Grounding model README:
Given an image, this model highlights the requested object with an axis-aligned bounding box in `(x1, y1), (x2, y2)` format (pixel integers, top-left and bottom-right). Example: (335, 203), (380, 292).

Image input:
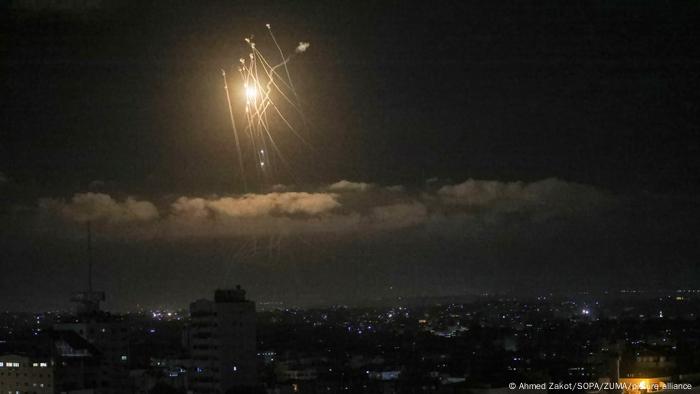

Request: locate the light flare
(245, 85), (258, 101)
(221, 24), (310, 189)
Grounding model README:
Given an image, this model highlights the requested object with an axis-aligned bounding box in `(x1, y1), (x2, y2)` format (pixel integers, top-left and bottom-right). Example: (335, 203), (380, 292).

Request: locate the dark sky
(1, 0), (699, 311)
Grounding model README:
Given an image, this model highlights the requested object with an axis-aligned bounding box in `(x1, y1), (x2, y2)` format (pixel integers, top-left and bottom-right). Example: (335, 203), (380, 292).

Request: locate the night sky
(1, 0), (699, 311)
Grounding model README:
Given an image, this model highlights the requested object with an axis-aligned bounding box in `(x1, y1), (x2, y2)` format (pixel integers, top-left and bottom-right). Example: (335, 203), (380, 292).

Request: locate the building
(0, 330), (100, 394)
(52, 286), (130, 394)
(127, 357), (192, 394)
(53, 316), (129, 394)
(189, 286), (256, 393)
(0, 355), (55, 394)
(51, 329), (102, 393)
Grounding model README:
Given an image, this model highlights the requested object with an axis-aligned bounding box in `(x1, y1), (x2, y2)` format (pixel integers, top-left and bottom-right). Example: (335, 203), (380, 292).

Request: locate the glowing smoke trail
(223, 25), (310, 188)
(267, 24), (300, 107)
(222, 69), (247, 192)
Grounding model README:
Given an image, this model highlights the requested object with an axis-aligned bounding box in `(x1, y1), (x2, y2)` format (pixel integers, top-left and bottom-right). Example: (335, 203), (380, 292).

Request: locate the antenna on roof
(70, 220), (105, 315)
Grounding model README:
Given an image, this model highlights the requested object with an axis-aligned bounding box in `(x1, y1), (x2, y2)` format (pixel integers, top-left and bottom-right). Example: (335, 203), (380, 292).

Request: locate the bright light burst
(221, 24), (310, 191)
(244, 85), (258, 101)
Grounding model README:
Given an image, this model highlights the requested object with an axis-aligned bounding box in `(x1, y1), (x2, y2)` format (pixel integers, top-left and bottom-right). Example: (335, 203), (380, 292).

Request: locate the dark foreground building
(0, 329), (101, 394)
(189, 286), (257, 393)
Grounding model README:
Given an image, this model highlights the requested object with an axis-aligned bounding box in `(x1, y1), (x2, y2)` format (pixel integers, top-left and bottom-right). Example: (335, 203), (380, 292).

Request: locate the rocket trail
(222, 24), (311, 189)
(222, 69), (248, 192)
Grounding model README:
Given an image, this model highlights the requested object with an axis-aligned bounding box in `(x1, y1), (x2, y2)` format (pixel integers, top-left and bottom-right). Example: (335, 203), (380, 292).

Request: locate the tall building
(189, 286), (257, 393)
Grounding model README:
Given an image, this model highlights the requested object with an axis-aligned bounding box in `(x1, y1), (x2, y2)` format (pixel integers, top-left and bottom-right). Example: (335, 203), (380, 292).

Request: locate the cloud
(39, 193), (159, 224)
(171, 192), (340, 219)
(328, 180), (372, 192)
(438, 179), (529, 206)
(34, 178), (610, 240)
(437, 178), (607, 211)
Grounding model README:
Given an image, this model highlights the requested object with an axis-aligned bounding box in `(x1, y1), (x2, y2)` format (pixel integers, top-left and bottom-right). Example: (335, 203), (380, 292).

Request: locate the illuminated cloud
(34, 179), (610, 240)
(437, 178), (607, 210)
(39, 192), (159, 223)
(327, 180), (372, 192)
(171, 192), (340, 219)
(438, 179), (530, 206)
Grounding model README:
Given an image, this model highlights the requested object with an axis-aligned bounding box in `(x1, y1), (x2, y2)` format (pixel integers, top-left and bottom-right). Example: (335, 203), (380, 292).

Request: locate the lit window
(39, 363), (47, 368)
(32, 363), (38, 367)
(120, 356), (127, 361)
